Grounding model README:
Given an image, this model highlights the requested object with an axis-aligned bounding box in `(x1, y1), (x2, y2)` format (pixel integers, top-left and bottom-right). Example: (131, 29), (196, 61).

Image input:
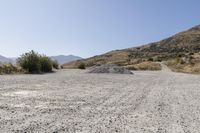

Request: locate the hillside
(62, 25), (200, 73)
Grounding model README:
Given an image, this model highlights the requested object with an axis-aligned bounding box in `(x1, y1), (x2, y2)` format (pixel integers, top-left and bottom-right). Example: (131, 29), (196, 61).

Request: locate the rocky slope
(62, 24), (200, 73)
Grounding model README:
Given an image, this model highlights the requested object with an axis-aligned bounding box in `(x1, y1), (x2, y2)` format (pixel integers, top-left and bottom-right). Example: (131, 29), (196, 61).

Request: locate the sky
(0, 0), (200, 58)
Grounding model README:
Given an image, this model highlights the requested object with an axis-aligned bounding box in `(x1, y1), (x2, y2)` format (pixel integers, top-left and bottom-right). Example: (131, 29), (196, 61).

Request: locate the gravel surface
(0, 69), (200, 132)
(88, 64), (133, 74)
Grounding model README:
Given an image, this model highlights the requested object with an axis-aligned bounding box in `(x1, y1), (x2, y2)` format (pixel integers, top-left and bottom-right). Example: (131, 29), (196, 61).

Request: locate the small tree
(17, 50), (53, 73)
(17, 50), (41, 73)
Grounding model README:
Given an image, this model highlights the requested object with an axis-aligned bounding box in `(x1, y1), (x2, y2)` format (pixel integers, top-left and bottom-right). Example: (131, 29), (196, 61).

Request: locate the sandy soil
(0, 69), (200, 133)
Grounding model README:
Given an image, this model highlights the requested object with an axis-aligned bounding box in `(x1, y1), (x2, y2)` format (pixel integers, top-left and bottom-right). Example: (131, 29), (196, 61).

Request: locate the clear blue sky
(0, 0), (200, 58)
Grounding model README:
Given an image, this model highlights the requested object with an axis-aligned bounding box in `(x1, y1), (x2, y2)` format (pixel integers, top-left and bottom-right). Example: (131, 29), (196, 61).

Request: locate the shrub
(40, 56), (53, 72)
(17, 50), (41, 73)
(17, 50), (53, 73)
(0, 64), (21, 74)
(147, 57), (154, 61)
(78, 62), (86, 69)
(189, 52), (194, 55)
(177, 54), (184, 58)
(52, 60), (59, 69)
(0, 65), (3, 74)
(157, 58), (162, 62)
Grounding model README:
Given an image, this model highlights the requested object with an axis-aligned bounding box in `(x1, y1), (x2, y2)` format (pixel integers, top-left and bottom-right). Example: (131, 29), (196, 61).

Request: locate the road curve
(0, 70), (200, 132)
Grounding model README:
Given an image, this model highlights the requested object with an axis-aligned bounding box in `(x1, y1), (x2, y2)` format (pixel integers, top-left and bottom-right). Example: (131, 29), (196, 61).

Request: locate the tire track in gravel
(1, 70), (200, 132)
(65, 72), (164, 132)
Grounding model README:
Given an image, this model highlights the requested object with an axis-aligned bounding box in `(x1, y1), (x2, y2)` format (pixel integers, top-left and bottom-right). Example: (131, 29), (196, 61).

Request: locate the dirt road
(0, 69), (200, 132)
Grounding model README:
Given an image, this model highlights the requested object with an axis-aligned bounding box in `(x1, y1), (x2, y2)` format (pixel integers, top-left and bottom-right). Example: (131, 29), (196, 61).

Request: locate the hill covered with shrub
(62, 24), (200, 73)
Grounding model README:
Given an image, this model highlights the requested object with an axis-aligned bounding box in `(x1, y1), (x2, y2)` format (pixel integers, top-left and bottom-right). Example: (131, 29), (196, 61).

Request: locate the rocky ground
(88, 64), (133, 74)
(0, 68), (200, 132)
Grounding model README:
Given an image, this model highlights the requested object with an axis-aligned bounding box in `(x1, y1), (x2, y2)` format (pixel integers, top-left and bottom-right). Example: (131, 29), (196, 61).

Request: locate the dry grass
(125, 61), (161, 71)
(0, 64), (24, 74)
(62, 61), (86, 69)
(166, 63), (200, 74)
(166, 53), (200, 74)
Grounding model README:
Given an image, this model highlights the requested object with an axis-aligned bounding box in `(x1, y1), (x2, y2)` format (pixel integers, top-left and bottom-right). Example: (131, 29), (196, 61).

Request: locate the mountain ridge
(50, 55), (82, 64)
(0, 55), (82, 65)
(0, 55), (15, 64)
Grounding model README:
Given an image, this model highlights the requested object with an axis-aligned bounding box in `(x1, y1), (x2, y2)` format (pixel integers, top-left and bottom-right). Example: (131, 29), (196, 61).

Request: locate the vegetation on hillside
(166, 53), (200, 74)
(125, 61), (162, 71)
(62, 25), (200, 73)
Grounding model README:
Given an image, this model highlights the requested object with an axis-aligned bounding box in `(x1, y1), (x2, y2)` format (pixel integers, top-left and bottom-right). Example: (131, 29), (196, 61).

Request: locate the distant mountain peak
(50, 55), (82, 64)
(0, 55), (16, 64)
(0, 54), (82, 65)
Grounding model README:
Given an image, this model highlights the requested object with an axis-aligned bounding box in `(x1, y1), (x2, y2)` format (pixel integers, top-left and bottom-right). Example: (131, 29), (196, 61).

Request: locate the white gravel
(88, 64), (133, 74)
(0, 69), (200, 132)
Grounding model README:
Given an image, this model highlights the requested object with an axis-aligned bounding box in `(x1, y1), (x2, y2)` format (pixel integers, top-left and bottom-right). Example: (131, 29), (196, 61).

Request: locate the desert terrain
(0, 66), (200, 132)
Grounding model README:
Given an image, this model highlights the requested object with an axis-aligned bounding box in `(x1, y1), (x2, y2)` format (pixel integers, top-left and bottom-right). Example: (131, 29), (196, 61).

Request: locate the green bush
(17, 50), (41, 73)
(40, 56), (53, 72)
(17, 50), (53, 73)
(52, 60), (59, 69)
(78, 62), (86, 69)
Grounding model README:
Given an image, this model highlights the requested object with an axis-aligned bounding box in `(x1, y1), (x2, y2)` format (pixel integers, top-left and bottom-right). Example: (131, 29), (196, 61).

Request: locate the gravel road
(0, 69), (200, 133)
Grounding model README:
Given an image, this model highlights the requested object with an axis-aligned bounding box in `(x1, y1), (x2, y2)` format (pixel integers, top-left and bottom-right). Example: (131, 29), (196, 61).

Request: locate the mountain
(50, 55), (82, 64)
(0, 54), (82, 65)
(0, 55), (15, 64)
(62, 24), (200, 73)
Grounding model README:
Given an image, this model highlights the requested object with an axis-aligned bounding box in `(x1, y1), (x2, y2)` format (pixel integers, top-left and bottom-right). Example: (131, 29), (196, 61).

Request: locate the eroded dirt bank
(0, 70), (200, 132)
